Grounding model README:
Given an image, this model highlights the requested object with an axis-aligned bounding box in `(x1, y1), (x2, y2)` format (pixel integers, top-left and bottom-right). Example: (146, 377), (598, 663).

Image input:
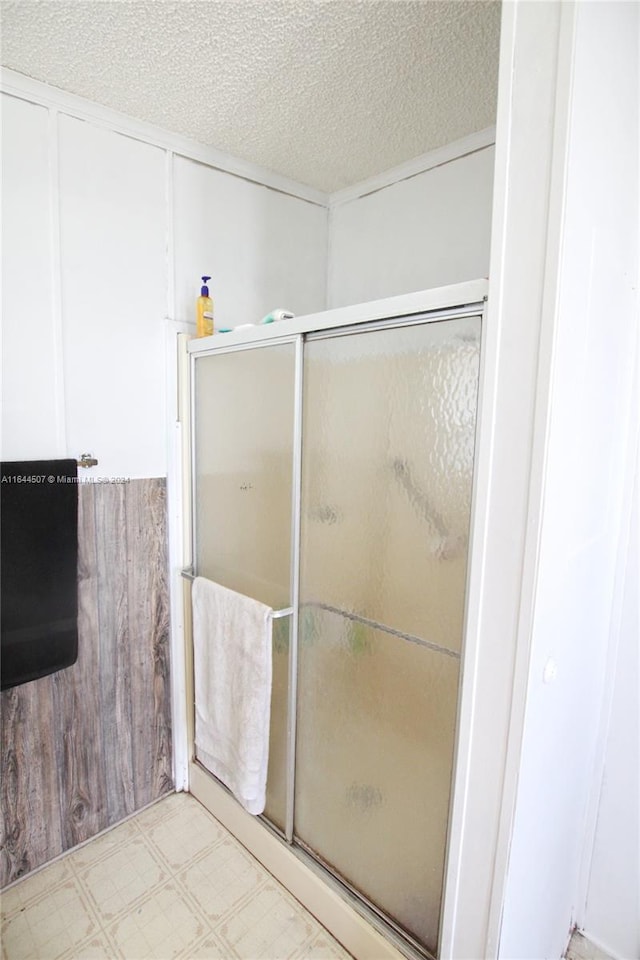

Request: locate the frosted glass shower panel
(299, 317), (480, 653)
(193, 344), (296, 609)
(295, 609), (459, 952)
(296, 317), (481, 955)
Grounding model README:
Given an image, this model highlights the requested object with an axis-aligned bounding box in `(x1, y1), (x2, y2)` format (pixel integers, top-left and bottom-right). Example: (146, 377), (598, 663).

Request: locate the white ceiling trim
(0, 67), (330, 207)
(329, 126), (496, 208)
(1, 67), (495, 211)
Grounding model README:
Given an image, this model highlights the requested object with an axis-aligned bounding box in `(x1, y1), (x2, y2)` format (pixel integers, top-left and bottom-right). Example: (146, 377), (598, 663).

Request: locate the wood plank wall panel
(0, 478), (173, 887)
(1, 683), (63, 880)
(95, 482), (136, 823)
(126, 479), (172, 806)
(52, 483), (106, 850)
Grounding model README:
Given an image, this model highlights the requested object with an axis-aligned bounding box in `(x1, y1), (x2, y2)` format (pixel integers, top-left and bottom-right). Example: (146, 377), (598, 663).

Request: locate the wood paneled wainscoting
(0, 478), (173, 887)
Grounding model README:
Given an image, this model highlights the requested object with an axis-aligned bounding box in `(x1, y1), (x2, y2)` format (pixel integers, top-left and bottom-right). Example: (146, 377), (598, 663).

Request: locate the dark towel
(1, 459), (79, 690)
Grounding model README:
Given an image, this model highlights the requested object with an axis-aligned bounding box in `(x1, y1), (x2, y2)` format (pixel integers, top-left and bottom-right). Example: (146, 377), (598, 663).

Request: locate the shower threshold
(189, 760), (436, 960)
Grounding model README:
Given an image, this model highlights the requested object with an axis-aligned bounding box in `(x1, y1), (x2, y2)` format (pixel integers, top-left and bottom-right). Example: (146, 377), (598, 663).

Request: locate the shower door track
(292, 835), (436, 960)
(183, 280), (489, 960)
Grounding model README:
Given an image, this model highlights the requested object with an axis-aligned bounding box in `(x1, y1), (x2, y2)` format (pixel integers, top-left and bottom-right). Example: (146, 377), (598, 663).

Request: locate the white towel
(192, 577), (273, 815)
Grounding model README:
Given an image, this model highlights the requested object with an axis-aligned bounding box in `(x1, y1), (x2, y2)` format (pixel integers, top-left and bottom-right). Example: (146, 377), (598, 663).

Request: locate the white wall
(583, 443), (639, 959)
(58, 115), (168, 479)
(497, 3), (639, 957)
(1, 82), (328, 478)
(1, 96), (60, 459)
(173, 156), (326, 329)
(327, 145), (495, 308)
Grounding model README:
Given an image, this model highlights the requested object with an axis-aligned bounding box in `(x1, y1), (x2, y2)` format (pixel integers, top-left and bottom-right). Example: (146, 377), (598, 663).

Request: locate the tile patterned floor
(565, 932), (614, 960)
(1, 793), (352, 960)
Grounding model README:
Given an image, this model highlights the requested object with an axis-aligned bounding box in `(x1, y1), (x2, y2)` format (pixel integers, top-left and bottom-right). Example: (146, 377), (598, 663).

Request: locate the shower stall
(182, 281), (486, 959)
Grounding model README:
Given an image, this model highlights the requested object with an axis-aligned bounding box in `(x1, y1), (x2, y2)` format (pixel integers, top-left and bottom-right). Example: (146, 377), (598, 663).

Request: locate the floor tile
(77, 833), (168, 922)
(183, 931), (237, 959)
(107, 880), (207, 959)
(141, 797), (225, 872)
(302, 932), (354, 959)
(1, 793), (352, 960)
(217, 881), (318, 959)
(0, 858), (75, 915)
(131, 793), (186, 834)
(565, 932), (614, 960)
(2, 874), (99, 960)
(59, 931), (120, 960)
(1, 910), (39, 960)
(178, 838), (267, 924)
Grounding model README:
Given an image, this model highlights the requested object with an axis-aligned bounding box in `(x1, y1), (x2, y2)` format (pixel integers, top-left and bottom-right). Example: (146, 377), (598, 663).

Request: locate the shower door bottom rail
(293, 834), (436, 960)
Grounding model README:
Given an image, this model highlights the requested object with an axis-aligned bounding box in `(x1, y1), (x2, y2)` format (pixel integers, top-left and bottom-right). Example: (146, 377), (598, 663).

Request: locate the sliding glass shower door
(294, 317), (481, 956)
(189, 308), (482, 957)
(193, 342), (297, 830)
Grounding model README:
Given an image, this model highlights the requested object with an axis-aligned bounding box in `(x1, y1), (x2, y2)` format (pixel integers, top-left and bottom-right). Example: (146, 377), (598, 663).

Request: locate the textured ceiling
(0, 0), (500, 193)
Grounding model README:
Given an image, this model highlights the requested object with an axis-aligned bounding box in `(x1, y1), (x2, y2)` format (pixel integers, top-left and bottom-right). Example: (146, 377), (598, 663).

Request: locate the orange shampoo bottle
(196, 276), (214, 337)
